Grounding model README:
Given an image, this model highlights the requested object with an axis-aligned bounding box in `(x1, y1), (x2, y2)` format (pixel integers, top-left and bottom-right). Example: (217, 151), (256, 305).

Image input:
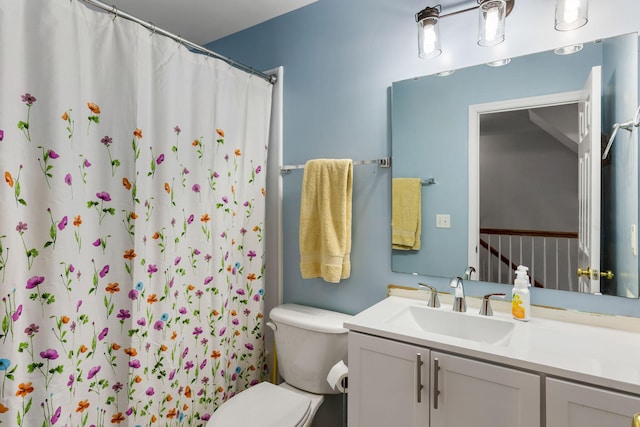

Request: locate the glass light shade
(554, 44), (584, 55)
(555, 0), (588, 31)
(418, 16), (442, 59)
(478, 0), (506, 47)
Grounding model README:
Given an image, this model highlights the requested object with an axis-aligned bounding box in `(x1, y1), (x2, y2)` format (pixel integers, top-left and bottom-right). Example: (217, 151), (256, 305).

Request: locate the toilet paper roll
(326, 360), (348, 393)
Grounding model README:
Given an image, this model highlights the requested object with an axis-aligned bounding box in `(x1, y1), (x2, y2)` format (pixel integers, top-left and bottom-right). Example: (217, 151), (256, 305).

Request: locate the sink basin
(388, 306), (515, 345)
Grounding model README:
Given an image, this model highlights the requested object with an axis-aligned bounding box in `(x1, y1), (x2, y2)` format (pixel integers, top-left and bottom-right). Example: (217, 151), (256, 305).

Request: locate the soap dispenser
(512, 265), (531, 321)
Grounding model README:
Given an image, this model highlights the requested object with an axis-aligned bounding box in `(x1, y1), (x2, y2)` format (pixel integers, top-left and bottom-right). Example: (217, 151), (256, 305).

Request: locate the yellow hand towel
(299, 159), (353, 283)
(392, 178), (422, 251)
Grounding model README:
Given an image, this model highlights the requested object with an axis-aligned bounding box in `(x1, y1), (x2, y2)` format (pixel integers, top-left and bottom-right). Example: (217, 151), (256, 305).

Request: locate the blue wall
(208, 0), (640, 317)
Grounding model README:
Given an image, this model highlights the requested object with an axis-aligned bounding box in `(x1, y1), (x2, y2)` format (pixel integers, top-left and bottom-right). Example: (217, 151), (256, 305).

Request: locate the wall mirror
(391, 32), (639, 298)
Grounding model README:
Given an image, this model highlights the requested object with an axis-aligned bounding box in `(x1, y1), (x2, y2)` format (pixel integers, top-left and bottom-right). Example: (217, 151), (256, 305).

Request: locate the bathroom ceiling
(107, 0), (318, 45)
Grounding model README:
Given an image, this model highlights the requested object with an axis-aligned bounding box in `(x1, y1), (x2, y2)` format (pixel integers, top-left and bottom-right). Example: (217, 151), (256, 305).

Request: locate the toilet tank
(269, 304), (352, 395)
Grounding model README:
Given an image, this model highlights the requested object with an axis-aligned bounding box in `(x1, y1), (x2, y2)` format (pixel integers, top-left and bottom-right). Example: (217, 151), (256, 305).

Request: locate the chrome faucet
(449, 276), (466, 312)
(464, 266), (476, 280)
(479, 293), (506, 316)
(418, 282), (440, 308)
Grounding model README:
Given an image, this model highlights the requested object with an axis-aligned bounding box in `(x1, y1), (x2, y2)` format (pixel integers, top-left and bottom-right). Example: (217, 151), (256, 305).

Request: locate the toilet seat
(208, 382), (313, 427)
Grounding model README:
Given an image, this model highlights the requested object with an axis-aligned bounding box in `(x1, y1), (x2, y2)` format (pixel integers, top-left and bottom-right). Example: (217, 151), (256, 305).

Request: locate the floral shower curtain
(0, 1), (273, 425)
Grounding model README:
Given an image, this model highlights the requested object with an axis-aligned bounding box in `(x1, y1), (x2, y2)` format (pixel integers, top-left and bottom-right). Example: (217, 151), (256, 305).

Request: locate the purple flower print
(21, 93), (37, 105)
(187, 214), (194, 224)
(232, 318), (239, 326)
(87, 366), (101, 379)
(147, 264), (157, 275)
(146, 387), (155, 396)
(84, 158), (91, 167)
(64, 173), (72, 185)
(137, 318), (146, 326)
(26, 275), (45, 289)
(92, 238), (101, 247)
(100, 136), (112, 146)
(174, 125), (181, 134)
(245, 343), (255, 351)
(57, 216), (68, 230)
(236, 289), (245, 296)
(99, 265), (109, 278)
(156, 153), (165, 165)
(219, 327), (226, 337)
(256, 165), (262, 174)
(67, 374), (74, 387)
(40, 349), (59, 360)
(253, 294), (261, 302)
(128, 289), (138, 300)
(192, 184), (201, 193)
(183, 167), (190, 174)
(202, 414), (211, 421)
(169, 369), (176, 380)
(51, 406), (61, 424)
(200, 359), (207, 370)
(25, 323), (39, 336)
(204, 276), (213, 285)
(117, 309), (130, 321)
(250, 379), (260, 386)
(179, 306), (187, 315)
(243, 201), (249, 207)
(129, 359), (141, 368)
(193, 326), (203, 336)
(174, 256), (181, 265)
(98, 327), (109, 340)
(48, 149), (60, 159)
(16, 221), (28, 233)
(96, 191), (111, 201)
(184, 361), (194, 371)
(182, 347), (189, 359)
(153, 320), (164, 331)
(222, 196), (229, 204)
(126, 407), (133, 416)
(12, 304), (22, 321)
(76, 300), (82, 312)
(112, 382), (124, 392)
(213, 171), (219, 178)
(247, 250), (257, 259)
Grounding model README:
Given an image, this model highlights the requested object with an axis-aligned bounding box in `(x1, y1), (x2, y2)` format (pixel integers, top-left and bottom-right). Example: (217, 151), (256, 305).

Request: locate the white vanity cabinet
(348, 332), (429, 427)
(546, 378), (640, 426)
(430, 351), (540, 427)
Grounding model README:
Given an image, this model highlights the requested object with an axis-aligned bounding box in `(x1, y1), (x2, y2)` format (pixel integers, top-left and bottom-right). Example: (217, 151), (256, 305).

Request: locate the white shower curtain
(0, 0), (273, 425)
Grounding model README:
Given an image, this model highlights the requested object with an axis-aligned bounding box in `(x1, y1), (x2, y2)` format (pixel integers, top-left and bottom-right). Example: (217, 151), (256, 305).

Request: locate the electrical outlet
(436, 214), (451, 229)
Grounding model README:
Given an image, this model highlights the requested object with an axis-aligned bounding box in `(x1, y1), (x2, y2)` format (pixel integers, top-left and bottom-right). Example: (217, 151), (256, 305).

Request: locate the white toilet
(208, 303), (352, 427)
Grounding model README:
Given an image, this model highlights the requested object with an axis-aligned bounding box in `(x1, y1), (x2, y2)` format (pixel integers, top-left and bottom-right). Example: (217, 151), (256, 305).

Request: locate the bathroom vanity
(345, 294), (640, 427)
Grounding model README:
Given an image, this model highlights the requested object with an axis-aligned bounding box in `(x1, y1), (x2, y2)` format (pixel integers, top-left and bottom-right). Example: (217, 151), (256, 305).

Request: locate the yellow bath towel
(299, 159), (353, 283)
(392, 178), (422, 250)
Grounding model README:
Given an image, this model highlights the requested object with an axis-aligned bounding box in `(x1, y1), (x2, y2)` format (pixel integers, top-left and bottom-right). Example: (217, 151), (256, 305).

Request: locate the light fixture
(416, 0), (515, 59)
(478, 0), (506, 47)
(416, 6), (442, 59)
(486, 58), (511, 67)
(554, 0), (588, 31)
(554, 43), (584, 55)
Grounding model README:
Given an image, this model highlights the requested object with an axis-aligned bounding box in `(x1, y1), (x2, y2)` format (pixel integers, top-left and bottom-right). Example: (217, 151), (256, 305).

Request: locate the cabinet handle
(416, 353), (424, 403)
(433, 357), (441, 409)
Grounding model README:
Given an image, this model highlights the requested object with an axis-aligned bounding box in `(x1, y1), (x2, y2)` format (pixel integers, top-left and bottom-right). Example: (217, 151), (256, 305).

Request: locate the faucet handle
(418, 283), (440, 308)
(464, 266), (476, 280)
(479, 293), (506, 316)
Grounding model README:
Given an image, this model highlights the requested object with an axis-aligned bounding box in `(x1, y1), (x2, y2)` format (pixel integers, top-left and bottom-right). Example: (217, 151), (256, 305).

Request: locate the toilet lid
(208, 382), (312, 427)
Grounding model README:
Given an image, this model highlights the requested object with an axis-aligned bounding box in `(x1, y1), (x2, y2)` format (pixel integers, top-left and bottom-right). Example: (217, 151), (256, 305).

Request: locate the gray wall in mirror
(392, 33), (639, 298)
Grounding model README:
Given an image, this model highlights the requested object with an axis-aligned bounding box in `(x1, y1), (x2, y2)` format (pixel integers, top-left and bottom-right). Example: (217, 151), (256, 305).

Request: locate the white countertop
(344, 295), (640, 395)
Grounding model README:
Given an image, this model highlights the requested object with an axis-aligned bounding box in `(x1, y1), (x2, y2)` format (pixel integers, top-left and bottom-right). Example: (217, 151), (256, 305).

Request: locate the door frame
(468, 91), (583, 280)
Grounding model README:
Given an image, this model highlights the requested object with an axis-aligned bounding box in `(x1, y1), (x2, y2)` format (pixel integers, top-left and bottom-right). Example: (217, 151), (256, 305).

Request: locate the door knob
(601, 270), (614, 280)
(577, 267), (592, 277)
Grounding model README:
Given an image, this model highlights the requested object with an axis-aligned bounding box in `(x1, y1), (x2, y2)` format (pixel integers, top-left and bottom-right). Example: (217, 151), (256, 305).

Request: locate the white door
(577, 66), (602, 294)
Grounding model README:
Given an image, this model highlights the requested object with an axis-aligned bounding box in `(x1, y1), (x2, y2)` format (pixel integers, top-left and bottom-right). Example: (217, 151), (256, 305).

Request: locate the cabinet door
(430, 351), (540, 427)
(348, 332), (429, 427)
(547, 378), (640, 427)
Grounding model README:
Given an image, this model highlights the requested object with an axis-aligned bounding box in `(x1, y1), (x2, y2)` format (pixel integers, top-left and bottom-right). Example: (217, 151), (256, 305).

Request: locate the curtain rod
(78, 0), (276, 84)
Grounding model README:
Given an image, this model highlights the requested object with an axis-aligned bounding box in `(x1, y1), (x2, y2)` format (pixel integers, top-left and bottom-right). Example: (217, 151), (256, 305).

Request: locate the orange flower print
(123, 249), (136, 260)
(247, 273), (256, 281)
(235, 330), (241, 336)
(166, 394), (173, 402)
(183, 404), (189, 411)
(216, 129), (225, 138)
(230, 310), (237, 316)
(164, 182), (171, 194)
(160, 344), (168, 352)
(134, 375), (142, 383)
(122, 177), (132, 190)
(111, 412), (125, 424)
(112, 343), (121, 350)
(257, 313), (264, 319)
(235, 149), (241, 157)
(167, 408), (177, 419)
(106, 282), (120, 294)
(133, 128), (143, 139)
(61, 315), (70, 324)
(4, 171), (13, 187)
(73, 215), (82, 226)
(261, 187), (266, 196)
(200, 213), (210, 222)
(61, 111), (69, 121)
(212, 309), (219, 316)
(87, 102), (100, 114)
(152, 232), (160, 240)
(151, 414), (157, 423)
(192, 139), (199, 146)
(184, 386), (192, 398)
(217, 386), (224, 393)
(211, 350), (221, 359)
(124, 347), (138, 357)
(16, 382), (34, 397)
(147, 294), (158, 304)
(80, 344), (88, 353)
(187, 284), (195, 291)
(130, 211), (138, 220)
(76, 400), (90, 413)
(170, 331), (177, 340)
(0, 403), (8, 413)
